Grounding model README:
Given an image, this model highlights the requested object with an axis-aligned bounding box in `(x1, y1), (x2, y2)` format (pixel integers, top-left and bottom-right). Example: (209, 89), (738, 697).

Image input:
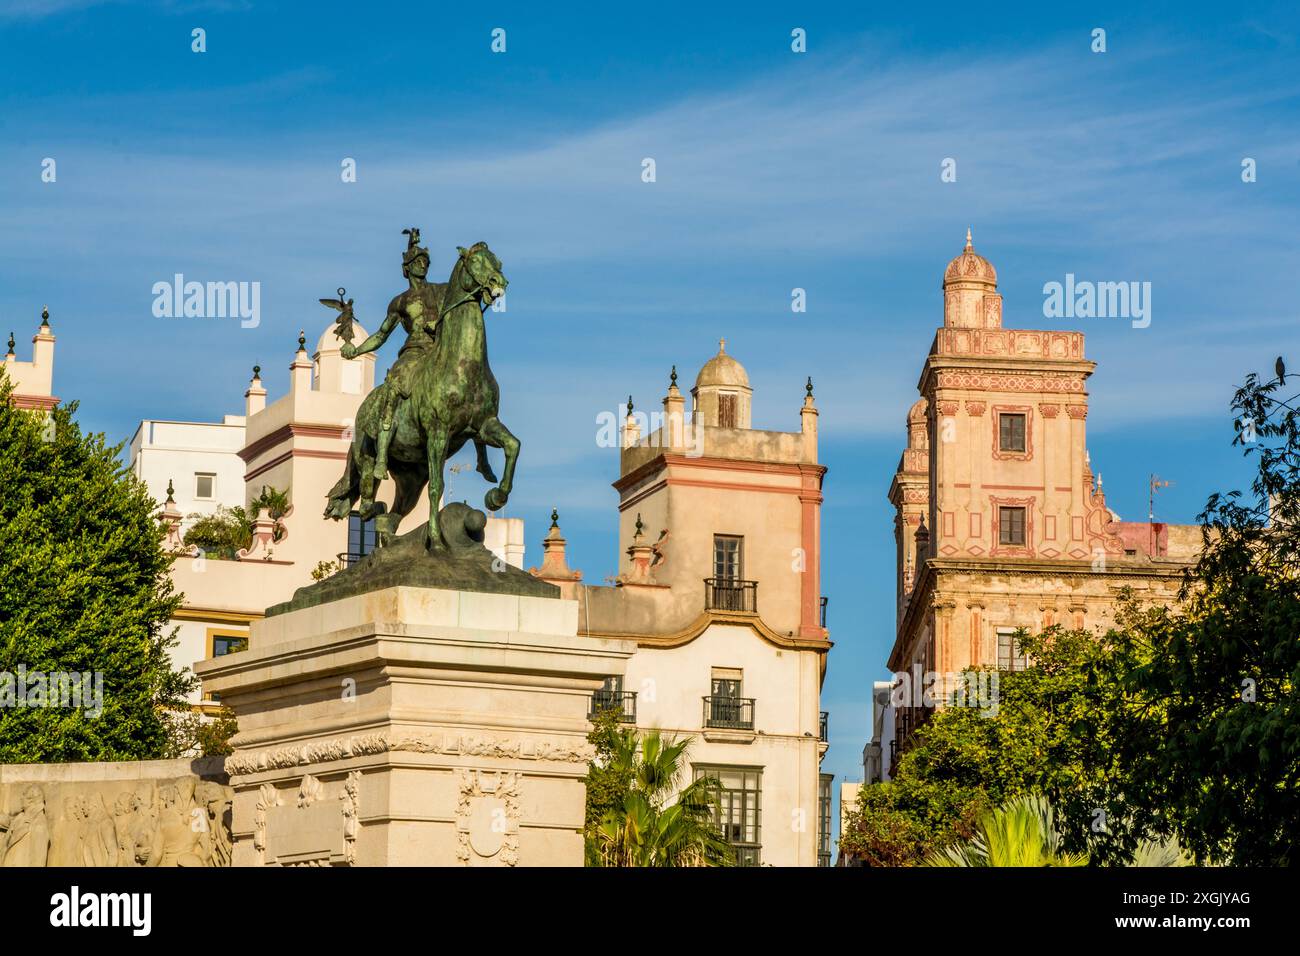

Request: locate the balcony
(336, 551), (365, 569)
(588, 690), (637, 723)
(819, 711), (829, 742)
(703, 695), (755, 731)
(705, 578), (758, 613)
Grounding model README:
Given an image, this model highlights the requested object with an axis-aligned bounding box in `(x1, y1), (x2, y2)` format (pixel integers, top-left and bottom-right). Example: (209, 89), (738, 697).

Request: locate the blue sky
(3, 1), (1300, 813)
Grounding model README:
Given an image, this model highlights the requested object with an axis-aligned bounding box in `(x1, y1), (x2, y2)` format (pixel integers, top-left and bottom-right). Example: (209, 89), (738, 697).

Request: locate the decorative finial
(1097, 472), (1103, 491)
(297, 329), (306, 350)
(719, 337), (726, 353)
(6, 332), (14, 356)
(40, 305), (50, 328)
(634, 513), (644, 538)
(165, 479), (175, 504)
(964, 227), (973, 252)
(550, 508), (559, 529)
(626, 395), (634, 416)
(670, 365), (678, 387)
(252, 364), (261, 379)
(805, 376), (814, 398)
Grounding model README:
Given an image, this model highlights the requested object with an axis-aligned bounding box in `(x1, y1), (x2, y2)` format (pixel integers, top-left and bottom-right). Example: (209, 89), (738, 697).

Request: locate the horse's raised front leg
(478, 416), (519, 512)
(425, 429), (449, 549)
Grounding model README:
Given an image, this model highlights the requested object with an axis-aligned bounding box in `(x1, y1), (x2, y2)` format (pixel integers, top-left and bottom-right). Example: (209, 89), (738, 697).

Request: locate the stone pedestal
(194, 586), (634, 867)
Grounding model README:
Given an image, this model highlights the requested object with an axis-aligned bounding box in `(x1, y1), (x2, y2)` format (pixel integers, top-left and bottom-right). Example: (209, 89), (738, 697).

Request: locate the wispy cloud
(2, 36), (1297, 453)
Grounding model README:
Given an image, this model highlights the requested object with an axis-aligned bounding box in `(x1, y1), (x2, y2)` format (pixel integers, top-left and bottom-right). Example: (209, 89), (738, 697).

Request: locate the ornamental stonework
(934, 371), (1087, 393)
(934, 329), (1083, 360)
(225, 732), (594, 777)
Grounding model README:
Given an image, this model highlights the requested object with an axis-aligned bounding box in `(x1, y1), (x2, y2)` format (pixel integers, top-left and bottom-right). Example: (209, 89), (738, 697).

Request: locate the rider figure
(341, 227), (446, 481)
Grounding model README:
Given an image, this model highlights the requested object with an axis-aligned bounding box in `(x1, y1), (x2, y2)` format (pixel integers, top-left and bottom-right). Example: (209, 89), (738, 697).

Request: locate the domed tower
(943, 228), (1002, 329)
(692, 338), (752, 429)
(312, 322), (375, 395)
(889, 398), (931, 625)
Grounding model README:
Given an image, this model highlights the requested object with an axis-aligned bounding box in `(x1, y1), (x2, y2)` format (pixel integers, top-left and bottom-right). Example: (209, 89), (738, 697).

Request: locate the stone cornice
(239, 422), (350, 464)
(587, 607), (831, 654)
(613, 452), (824, 495)
(887, 555), (1193, 671)
(225, 730), (595, 777)
(11, 393), (59, 411)
(916, 347), (1096, 396)
(174, 606), (265, 625)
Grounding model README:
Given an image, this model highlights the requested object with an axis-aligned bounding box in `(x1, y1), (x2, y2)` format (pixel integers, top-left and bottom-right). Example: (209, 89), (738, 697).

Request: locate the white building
(129, 416), (248, 532)
(531, 342), (833, 866)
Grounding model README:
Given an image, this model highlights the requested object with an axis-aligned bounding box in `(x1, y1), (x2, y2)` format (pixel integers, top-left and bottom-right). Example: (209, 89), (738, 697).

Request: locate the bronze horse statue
(323, 242), (519, 549)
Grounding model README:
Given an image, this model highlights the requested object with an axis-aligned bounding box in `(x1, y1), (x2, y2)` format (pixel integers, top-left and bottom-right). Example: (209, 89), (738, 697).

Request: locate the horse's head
(448, 242), (508, 310)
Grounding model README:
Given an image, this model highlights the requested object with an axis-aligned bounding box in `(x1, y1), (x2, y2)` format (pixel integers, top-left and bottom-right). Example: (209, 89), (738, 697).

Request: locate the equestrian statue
(321, 228), (520, 551)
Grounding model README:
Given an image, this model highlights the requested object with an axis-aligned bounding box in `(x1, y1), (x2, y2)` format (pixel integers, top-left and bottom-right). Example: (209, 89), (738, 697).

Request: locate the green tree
(583, 721), (734, 867)
(0, 372), (194, 761)
(840, 625), (1156, 866)
(165, 705), (239, 758)
(182, 484), (289, 559)
(1105, 357), (1300, 865)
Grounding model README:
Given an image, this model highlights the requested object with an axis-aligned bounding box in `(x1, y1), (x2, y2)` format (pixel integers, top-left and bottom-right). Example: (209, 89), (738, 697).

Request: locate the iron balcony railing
(819, 711), (829, 742)
(703, 695), (755, 730)
(588, 690), (637, 723)
(336, 551), (365, 568)
(732, 845), (762, 867)
(705, 578), (758, 613)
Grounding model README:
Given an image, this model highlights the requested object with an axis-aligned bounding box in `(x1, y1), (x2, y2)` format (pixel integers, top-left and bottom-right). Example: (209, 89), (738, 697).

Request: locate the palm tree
(588, 728), (735, 867)
(924, 794), (1089, 867)
(924, 794), (1193, 867)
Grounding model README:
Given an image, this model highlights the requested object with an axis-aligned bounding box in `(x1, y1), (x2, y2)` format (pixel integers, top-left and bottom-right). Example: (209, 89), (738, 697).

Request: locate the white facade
(618, 623), (827, 867)
(862, 680), (896, 784)
(129, 417), (248, 531)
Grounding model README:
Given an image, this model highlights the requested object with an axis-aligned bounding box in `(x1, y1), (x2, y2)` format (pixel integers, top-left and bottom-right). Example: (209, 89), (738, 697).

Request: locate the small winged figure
(320, 287), (356, 346)
(1276, 356), (1287, 383)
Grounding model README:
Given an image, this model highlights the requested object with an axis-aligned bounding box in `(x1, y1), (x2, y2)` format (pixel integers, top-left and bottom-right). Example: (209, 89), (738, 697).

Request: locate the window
(348, 513), (378, 561)
(997, 628), (1028, 672)
(212, 635), (248, 657)
(718, 393), (738, 429)
(195, 473), (216, 500)
(712, 676), (741, 699)
(998, 506), (1026, 546)
(713, 535), (743, 583)
(206, 631), (249, 702)
(817, 774), (833, 867)
(706, 675), (753, 729)
(695, 765), (762, 865)
(999, 413), (1026, 453)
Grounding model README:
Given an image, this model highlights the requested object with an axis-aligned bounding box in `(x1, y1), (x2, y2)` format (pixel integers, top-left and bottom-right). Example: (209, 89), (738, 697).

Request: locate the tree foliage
(0, 372), (194, 761)
(182, 485), (288, 559)
(841, 625), (1156, 866)
(1106, 358), (1300, 865)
